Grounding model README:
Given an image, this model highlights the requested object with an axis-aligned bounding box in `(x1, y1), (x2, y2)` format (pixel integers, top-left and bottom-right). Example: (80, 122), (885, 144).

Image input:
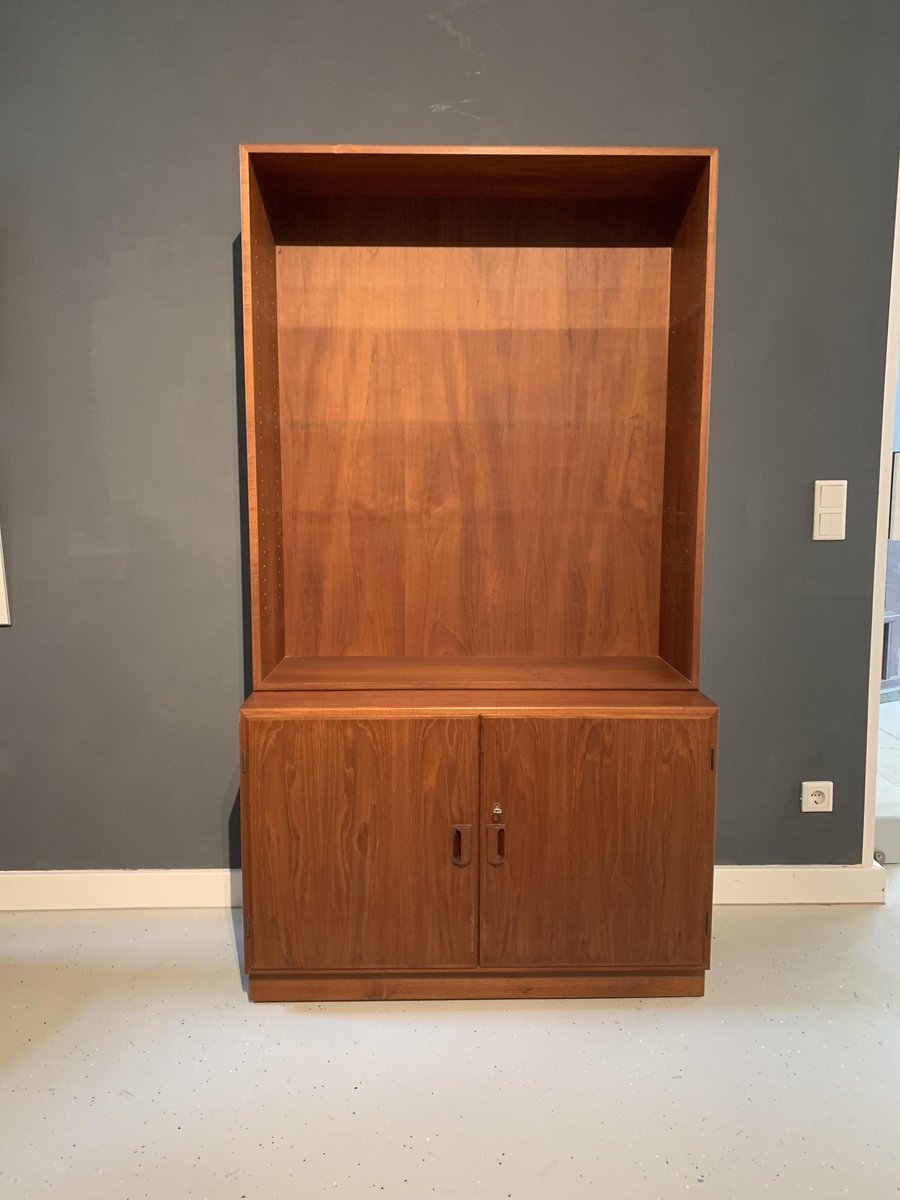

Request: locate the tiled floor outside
(876, 699), (900, 818)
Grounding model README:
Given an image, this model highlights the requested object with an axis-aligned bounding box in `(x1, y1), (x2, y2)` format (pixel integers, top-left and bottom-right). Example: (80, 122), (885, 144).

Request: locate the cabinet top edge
(240, 144), (718, 159)
(240, 690), (718, 719)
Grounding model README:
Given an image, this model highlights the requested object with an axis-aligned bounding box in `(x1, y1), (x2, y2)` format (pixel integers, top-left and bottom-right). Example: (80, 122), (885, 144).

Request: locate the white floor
(2, 881), (899, 1200)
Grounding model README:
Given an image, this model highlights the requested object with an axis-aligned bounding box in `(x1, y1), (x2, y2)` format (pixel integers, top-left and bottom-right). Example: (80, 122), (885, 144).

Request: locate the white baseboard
(712, 863), (886, 905)
(0, 863), (886, 911)
(0, 869), (243, 911)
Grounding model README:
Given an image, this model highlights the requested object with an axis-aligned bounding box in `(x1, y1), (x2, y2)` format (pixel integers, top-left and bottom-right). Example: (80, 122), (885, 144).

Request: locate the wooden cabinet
(238, 146), (718, 1001)
(479, 717), (715, 970)
(241, 696), (717, 999)
(244, 718), (479, 971)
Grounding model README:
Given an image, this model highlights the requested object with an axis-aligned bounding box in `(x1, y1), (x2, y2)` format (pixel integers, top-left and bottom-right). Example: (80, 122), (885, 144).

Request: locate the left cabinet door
(243, 717), (479, 971)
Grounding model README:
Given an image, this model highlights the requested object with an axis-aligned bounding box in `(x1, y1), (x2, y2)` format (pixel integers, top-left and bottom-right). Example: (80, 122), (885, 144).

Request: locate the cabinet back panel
(276, 205), (670, 659)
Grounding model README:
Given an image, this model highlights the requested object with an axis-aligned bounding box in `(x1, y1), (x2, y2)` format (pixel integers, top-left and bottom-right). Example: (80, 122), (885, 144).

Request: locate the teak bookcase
(238, 145), (718, 1001)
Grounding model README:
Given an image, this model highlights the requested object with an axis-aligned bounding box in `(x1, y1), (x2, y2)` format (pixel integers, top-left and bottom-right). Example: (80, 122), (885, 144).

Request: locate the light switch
(813, 479), (847, 541)
(818, 482), (844, 510)
(816, 512), (844, 539)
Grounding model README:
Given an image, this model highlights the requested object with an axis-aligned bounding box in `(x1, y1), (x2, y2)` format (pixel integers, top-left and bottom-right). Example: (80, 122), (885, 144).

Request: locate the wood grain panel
(277, 233), (670, 659)
(274, 195), (680, 247)
(659, 157), (718, 683)
(246, 718), (478, 971)
(480, 716), (716, 969)
(249, 970), (705, 1001)
(239, 714), (254, 967)
(240, 150), (284, 683)
(241, 689), (717, 719)
(245, 145), (711, 209)
(262, 655), (690, 691)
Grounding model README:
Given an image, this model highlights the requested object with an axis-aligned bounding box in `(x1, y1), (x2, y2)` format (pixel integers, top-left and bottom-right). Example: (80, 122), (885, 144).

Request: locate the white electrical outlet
(801, 781), (833, 812)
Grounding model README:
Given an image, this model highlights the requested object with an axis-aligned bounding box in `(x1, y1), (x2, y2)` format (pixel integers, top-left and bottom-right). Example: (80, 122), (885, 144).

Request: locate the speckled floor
(1, 875), (898, 1200)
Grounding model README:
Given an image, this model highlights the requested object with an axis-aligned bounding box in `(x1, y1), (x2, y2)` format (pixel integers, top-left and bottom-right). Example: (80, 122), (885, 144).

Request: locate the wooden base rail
(249, 970), (706, 1002)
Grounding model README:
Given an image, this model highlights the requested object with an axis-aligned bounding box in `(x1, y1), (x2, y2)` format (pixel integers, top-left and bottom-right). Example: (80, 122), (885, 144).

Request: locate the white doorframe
(864, 158), (900, 865)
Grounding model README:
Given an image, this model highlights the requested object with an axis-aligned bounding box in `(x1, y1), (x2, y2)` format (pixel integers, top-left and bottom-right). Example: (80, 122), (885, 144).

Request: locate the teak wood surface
(261, 655), (691, 692)
(245, 144), (714, 209)
(238, 146), (719, 1002)
(241, 705), (717, 986)
(248, 971), (705, 1001)
(240, 688), (717, 719)
(659, 157), (717, 681)
(240, 154), (284, 682)
(240, 145), (717, 690)
(276, 236), (670, 660)
(245, 718), (479, 971)
(479, 717), (715, 969)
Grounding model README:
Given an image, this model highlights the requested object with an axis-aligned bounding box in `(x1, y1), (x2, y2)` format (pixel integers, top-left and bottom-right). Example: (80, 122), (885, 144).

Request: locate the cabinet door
(480, 717), (716, 969)
(245, 718), (478, 971)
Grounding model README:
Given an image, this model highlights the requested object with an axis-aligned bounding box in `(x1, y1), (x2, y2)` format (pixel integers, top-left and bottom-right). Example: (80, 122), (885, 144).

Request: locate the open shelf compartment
(240, 146), (717, 692)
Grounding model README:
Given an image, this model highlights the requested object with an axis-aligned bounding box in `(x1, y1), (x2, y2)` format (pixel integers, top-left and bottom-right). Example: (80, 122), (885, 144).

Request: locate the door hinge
(241, 749), (247, 774)
(710, 747), (716, 772)
(705, 911), (711, 935)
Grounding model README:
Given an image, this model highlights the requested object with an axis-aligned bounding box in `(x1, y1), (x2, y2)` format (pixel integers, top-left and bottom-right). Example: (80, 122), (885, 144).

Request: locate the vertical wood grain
(276, 205), (670, 659)
(239, 149), (720, 1000)
(239, 714), (253, 968)
(241, 150), (285, 683)
(246, 718), (479, 970)
(479, 715), (716, 968)
(658, 158), (718, 683)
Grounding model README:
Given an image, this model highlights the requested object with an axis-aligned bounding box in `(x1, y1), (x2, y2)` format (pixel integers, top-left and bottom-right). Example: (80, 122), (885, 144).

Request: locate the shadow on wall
(233, 234), (254, 703)
(226, 234), (254, 878)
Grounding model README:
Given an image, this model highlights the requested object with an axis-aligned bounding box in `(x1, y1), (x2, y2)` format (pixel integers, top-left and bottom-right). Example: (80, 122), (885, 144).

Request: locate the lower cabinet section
(240, 698), (717, 1000)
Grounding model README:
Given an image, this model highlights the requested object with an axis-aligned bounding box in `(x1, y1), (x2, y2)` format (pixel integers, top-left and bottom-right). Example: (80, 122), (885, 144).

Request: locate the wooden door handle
(486, 823), (506, 865)
(451, 824), (472, 867)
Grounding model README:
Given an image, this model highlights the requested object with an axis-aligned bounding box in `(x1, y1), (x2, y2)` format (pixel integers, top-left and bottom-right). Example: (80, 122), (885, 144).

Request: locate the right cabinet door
(480, 715), (716, 970)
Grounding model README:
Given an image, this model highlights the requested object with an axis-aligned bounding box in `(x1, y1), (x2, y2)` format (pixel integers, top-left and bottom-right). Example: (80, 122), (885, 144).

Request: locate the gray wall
(1, 0), (898, 869)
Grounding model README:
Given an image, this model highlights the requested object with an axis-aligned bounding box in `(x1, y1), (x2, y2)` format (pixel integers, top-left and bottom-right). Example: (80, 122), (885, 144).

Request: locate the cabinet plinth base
(248, 970), (706, 1002)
